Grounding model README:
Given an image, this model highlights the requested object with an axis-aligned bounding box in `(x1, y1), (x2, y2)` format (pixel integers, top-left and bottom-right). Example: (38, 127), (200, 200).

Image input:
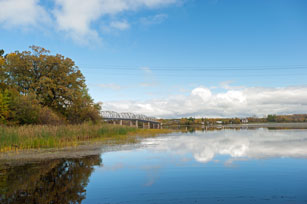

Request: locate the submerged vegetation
(0, 123), (172, 152)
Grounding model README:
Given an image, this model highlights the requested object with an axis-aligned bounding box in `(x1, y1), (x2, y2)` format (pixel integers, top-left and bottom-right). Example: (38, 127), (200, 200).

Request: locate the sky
(1, 0), (307, 118)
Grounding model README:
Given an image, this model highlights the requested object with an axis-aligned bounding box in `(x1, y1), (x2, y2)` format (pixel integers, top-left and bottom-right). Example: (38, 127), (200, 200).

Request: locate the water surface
(1, 127), (307, 203)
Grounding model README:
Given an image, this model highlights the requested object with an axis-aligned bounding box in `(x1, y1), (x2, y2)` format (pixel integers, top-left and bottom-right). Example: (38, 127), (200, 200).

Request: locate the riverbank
(0, 123), (173, 152)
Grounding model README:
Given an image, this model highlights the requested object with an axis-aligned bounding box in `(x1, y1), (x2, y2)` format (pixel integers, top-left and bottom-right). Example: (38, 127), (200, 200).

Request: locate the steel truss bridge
(101, 111), (161, 128)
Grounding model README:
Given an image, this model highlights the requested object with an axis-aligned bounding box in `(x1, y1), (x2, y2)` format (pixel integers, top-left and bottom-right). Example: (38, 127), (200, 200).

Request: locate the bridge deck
(101, 111), (160, 124)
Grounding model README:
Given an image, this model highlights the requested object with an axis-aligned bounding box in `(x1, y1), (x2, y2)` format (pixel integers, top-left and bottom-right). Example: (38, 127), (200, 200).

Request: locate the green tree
(0, 89), (10, 123)
(267, 114), (277, 122)
(9, 92), (41, 124)
(187, 117), (195, 124)
(0, 49), (7, 89)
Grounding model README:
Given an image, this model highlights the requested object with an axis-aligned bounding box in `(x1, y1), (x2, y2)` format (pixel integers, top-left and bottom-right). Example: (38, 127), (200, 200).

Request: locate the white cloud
(0, 0), (49, 27)
(0, 0), (178, 43)
(110, 20), (130, 30)
(53, 0), (178, 43)
(102, 86), (307, 118)
(98, 83), (122, 90)
(143, 128), (307, 164)
(140, 66), (152, 74)
(140, 14), (168, 25)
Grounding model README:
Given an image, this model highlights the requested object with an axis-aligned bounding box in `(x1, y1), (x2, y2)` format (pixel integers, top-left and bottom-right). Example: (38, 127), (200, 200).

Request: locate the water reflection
(1, 128), (307, 204)
(143, 128), (307, 163)
(0, 155), (102, 204)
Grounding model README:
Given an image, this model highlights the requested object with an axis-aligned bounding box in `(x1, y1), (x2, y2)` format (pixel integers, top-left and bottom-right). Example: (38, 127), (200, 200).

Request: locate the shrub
(9, 93), (41, 125)
(38, 107), (65, 125)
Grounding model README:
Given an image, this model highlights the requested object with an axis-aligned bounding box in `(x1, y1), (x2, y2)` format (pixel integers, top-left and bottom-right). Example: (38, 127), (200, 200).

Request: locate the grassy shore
(0, 123), (173, 152)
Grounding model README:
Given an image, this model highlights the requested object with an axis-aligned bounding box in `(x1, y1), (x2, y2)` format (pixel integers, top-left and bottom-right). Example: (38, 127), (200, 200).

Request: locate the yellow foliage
(0, 57), (4, 66)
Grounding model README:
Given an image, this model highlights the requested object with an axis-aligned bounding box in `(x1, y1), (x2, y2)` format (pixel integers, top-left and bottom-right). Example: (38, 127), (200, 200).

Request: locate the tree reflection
(0, 155), (102, 204)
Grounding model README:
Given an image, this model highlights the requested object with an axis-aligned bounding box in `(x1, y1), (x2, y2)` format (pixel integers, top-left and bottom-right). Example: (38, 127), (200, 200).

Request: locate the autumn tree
(1, 46), (101, 124)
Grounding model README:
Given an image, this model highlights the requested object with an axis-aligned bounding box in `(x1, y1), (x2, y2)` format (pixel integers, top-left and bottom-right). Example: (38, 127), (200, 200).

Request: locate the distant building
(241, 118), (248, 123)
(216, 121), (223, 124)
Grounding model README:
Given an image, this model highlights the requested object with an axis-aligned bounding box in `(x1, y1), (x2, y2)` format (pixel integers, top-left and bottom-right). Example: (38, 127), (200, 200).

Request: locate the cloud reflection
(143, 129), (307, 164)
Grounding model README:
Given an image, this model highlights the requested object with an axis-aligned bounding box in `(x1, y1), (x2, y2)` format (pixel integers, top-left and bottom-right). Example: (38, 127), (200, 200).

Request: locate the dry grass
(0, 123), (173, 152)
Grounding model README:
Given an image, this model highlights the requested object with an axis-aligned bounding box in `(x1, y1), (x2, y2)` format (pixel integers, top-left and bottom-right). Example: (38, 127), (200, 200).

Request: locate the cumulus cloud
(53, 0), (178, 43)
(142, 129), (307, 164)
(0, 0), (178, 43)
(102, 86), (307, 118)
(0, 0), (49, 27)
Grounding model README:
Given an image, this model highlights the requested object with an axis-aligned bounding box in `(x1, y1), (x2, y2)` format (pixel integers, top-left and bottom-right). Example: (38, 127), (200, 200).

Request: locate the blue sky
(1, 0), (307, 118)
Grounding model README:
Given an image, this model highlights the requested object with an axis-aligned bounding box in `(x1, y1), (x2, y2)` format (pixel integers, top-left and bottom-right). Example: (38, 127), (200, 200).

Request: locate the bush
(38, 107), (65, 125)
(9, 93), (41, 125)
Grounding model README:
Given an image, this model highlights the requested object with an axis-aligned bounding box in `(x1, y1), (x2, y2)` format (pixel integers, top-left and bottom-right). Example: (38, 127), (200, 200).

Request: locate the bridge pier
(108, 120), (161, 129)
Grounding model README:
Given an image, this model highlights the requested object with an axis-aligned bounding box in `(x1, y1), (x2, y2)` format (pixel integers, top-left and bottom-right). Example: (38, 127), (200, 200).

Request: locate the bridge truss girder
(101, 111), (157, 122)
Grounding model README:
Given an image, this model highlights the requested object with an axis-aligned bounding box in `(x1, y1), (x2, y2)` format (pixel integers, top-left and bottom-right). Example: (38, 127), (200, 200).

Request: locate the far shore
(0, 141), (143, 166)
(163, 122), (307, 128)
(214, 122), (307, 128)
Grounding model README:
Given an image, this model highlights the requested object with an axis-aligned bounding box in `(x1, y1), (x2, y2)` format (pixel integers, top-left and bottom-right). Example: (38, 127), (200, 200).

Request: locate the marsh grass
(0, 123), (173, 152)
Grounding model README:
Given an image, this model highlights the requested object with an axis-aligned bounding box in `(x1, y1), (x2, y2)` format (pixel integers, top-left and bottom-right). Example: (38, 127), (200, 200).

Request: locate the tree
(267, 114), (276, 122)
(0, 49), (6, 89)
(3, 46), (101, 124)
(0, 155), (102, 204)
(9, 92), (41, 125)
(187, 117), (195, 124)
(0, 89), (10, 123)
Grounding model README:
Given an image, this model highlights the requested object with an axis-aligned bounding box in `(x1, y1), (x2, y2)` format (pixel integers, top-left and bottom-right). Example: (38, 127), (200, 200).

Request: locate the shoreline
(2, 122), (307, 164)
(0, 141), (144, 167)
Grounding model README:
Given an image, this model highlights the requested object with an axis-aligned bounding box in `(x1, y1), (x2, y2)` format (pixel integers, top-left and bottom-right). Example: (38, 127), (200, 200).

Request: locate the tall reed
(0, 123), (172, 152)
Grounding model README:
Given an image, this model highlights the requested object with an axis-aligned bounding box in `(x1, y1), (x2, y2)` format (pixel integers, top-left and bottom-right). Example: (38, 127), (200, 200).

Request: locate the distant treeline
(249, 114), (307, 123)
(0, 46), (101, 125)
(159, 114), (307, 125)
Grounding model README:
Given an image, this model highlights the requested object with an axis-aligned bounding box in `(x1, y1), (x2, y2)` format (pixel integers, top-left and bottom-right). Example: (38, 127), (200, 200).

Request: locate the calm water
(1, 127), (307, 203)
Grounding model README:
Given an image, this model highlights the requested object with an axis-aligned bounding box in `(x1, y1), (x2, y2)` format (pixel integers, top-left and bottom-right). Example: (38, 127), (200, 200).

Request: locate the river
(1, 125), (307, 203)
